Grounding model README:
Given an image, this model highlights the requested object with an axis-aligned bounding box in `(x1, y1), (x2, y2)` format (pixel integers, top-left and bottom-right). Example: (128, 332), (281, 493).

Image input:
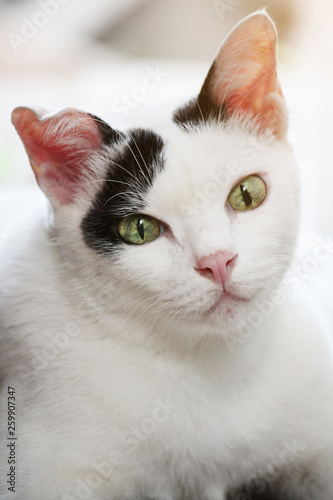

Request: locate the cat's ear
(199, 11), (287, 137)
(11, 106), (110, 207)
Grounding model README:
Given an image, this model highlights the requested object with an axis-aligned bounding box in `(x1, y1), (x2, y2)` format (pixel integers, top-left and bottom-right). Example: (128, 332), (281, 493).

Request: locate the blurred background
(0, 0), (332, 238)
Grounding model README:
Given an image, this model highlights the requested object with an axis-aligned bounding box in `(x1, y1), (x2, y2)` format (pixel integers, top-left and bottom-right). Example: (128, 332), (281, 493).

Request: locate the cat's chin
(181, 289), (255, 338)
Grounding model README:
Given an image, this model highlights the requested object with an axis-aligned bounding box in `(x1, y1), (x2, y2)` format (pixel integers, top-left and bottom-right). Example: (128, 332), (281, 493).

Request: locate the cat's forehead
(99, 98), (276, 213)
(144, 119), (275, 213)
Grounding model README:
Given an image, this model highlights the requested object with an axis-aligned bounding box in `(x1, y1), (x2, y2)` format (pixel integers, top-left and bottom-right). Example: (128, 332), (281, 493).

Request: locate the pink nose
(196, 251), (237, 286)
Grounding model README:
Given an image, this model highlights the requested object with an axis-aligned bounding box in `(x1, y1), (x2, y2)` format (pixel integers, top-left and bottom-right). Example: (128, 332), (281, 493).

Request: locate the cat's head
(12, 12), (299, 347)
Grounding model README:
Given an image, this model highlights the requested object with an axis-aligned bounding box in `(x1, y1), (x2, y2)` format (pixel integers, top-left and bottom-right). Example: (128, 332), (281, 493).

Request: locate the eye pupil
(228, 175), (266, 212)
(137, 219), (145, 240)
(240, 184), (252, 207)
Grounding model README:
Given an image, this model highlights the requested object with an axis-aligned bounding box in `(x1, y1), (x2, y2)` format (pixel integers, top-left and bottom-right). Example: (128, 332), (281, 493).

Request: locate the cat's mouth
(207, 290), (250, 316)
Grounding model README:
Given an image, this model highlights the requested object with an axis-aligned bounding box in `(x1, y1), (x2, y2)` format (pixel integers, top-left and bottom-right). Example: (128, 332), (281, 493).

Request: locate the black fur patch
(226, 482), (286, 500)
(81, 128), (165, 255)
(173, 62), (228, 129)
(88, 113), (122, 146)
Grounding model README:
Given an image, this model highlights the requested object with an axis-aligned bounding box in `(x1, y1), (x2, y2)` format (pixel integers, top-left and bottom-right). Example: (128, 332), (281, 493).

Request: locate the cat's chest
(10, 315), (326, 499)
(97, 363), (291, 500)
(51, 339), (288, 480)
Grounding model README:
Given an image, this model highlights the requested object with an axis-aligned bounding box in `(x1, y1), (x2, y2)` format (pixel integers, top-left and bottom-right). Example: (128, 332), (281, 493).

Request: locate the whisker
(125, 130), (151, 187)
(193, 95), (205, 123)
(101, 190), (141, 208)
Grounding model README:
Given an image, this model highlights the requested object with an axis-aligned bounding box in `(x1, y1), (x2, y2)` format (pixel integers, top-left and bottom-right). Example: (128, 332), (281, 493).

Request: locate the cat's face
(79, 120), (298, 342)
(12, 12), (300, 343)
(125, 124), (298, 332)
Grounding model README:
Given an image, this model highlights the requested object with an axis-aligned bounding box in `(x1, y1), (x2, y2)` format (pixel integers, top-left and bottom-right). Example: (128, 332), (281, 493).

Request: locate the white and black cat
(1, 11), (333, 500)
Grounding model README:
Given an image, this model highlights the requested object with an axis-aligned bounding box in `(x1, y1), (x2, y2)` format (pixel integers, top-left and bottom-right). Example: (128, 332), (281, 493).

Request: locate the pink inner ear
(226, 66), (282, 126)
(12, 107), (102, 205)
(207, 13), (287, 137)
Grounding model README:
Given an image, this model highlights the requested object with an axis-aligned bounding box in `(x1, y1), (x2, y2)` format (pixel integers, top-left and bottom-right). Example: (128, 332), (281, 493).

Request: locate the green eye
(118, 214), (162, 245)
(228, 175), (267, 211)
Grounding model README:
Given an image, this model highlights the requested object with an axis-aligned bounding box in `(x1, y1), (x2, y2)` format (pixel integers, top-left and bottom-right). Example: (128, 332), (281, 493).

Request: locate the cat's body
(1, 12), (333, 500)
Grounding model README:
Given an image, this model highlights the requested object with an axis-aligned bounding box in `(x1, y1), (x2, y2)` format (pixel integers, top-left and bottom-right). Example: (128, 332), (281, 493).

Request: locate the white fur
(1, 10), (333, 498)
(1, 105), (333, 500)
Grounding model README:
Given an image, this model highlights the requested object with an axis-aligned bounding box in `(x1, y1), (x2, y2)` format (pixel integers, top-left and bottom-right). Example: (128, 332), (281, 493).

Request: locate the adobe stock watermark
(7, 0), (72, 53)
(226, 234), (333, 352)
(32, 285), (113, 371)
(61, 396), (180, 500)
(14, 284), (114, 389)
(110, 65), (169, 119)
(235, 438), (306, 499)
(213, 0), (244, 22)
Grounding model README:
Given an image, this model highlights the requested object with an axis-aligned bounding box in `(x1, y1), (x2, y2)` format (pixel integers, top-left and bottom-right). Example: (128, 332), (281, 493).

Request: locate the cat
(1, 10), (333, 500)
